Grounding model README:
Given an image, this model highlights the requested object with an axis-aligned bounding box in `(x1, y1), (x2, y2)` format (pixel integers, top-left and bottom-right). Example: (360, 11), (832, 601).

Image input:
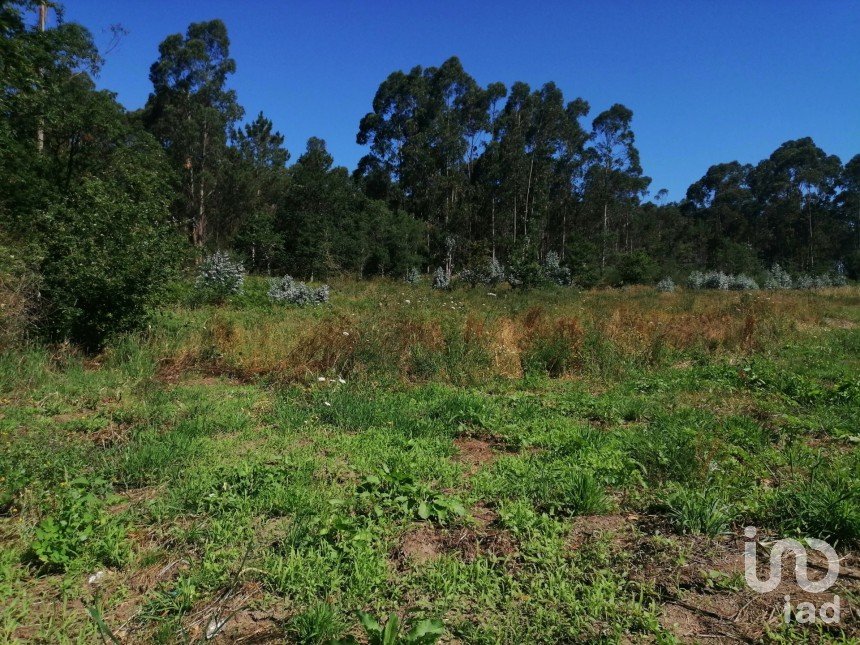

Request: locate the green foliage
(765, 468), (860, 546)
(656, 277), (675, 292)
(32, 141), (181, 349)
(357, 465), (466, 524)
(195, 250), (245, 303)
(268, 275), (330, 305)
(506, 241), (545, 289)
(288, 602), (347, 643)
(31, 477), (129, 571)
(336, 612), (444, 645)
(665, 486), (734, 536)
(613, 251), (657, 286)
(431, 267), (449, 290)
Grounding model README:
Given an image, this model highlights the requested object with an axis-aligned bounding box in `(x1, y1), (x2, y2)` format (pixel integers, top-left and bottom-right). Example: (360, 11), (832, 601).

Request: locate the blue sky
(54, 0), (860, 200)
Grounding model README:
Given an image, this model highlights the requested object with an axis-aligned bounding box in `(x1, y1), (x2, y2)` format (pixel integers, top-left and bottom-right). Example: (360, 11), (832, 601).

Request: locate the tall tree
(585, 104), (650, 272)
(142, 19), (243, 247)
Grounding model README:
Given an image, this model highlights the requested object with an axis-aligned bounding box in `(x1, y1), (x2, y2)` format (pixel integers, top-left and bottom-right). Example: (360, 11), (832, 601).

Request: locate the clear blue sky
(53, 0), (860, 200)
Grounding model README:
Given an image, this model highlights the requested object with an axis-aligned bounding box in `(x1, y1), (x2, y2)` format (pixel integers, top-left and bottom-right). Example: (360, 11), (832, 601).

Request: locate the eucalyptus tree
(750, 138), (842, 270)
(842, 154), (860, 275)
(142, 19), (243, 247)
(685, 161), (756, 268)
(357, 57), (500, 268)
(585, 104), (650, 272)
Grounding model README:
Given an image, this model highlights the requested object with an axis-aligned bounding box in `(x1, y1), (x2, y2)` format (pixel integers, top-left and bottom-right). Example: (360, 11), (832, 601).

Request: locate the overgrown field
(2, 281), (859, 643)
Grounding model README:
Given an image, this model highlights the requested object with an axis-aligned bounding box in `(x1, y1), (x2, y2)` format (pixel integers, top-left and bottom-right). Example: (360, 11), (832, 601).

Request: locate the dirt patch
(51, 411), (89, 424)
(182, 581), (286, 643)
(471, 502), (499, 528)
(445, 525), (517, 562)
(823, 318), (858, 329)
(452, 436), (500, 475)
(394, 519), (517, 568)
(568, 513), (633, 549)
(649, 532), (860, 643)
(397, 524), (447, 565)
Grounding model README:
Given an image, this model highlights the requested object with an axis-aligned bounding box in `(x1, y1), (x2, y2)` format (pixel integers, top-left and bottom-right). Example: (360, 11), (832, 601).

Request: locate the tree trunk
(601, 202), (608, 273)
(491, 197), (496, 262)
(193, 123), (209, 247)
(36, 3), (47, 153)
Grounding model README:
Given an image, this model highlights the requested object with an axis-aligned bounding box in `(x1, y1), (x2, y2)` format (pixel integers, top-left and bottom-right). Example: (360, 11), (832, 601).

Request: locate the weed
(665, 486), (734, 536)
(336, 611), (445, 645)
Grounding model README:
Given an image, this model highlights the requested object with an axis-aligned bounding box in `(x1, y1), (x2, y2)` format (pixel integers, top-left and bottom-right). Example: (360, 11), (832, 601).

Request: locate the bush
(542, 251), (571, 286)
(794, 274), (815, 290)
(656, 277), (675, 293)
(813, 274), (832, 289)
(728, 274), (759, 290)
(431, 267), (449, 290)
(0, 238), (40, 349)
(404, 267), (421, 284)
(832, 267), (848, 287)
(485, 257), (505, 286)
(458, 258), (505, 288)
(687, 271), (705, 290)
(615, 251), (658, 286)
(268, 275), (330, 306)
(507, 241), (544, 289)
(196, 251), (245, 302)
(35, 170), (182, 350)
(701, 271), (730, 290)
(457, 267), (480, 287)
(763, 263), (793, 290)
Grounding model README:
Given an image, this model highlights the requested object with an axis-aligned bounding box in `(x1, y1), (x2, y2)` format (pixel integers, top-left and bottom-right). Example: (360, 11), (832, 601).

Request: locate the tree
(750, 138), (842, 271)
(142, 19), (243, 247)
(228, 112), (290, 270)
(0, 2), (182, 348)
(585, 104), (651, 273)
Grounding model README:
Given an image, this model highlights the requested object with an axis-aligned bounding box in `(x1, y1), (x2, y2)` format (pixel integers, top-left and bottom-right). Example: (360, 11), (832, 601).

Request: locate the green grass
(1, 282), (859, 642)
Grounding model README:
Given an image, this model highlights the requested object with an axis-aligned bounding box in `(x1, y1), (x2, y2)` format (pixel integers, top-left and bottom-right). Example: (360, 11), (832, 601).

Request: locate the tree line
(1, 6), (858, 346)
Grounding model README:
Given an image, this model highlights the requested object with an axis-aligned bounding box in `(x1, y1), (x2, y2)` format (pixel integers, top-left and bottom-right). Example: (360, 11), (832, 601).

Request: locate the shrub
(485, 257), (506, 286)
(507, 242), (544, 289)
(431, 267), (449, 290)
(404, 267), (421, 284)
(701, 271), (730, 290)
(794, 274), (815, 290)
(542, 251), (571, 286)
(763, 263), (793, 290)
(196, 251), (245, 302)
(813, 274), (832, 289)
(0, 238), (40, 349)
(269, 275), (330, 306)
(728, 274), (759, 290)
(34, 172), (182, 349)
(457, 267), (480, 287)
(656, 277), (675, 293)
(615, 251), (658, 286)
(687, 271), (705, 290)
(833, 260), (848, 286)
(458, 258), (505, 288)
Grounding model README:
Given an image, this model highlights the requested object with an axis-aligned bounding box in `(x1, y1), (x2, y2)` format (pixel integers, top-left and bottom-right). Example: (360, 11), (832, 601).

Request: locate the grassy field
(1, 280), (859, 643)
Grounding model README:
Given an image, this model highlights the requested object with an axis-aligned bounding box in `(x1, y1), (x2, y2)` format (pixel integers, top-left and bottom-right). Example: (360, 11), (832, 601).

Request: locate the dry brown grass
(148, 285), (860, 383)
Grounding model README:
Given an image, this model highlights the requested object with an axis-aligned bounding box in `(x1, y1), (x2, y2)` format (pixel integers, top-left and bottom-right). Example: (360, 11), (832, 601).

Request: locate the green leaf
(356, 610), (382, 636)
(417, 501), (430, 519)
(404, 618), (445, 644)
(381, 613), (400, 645)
